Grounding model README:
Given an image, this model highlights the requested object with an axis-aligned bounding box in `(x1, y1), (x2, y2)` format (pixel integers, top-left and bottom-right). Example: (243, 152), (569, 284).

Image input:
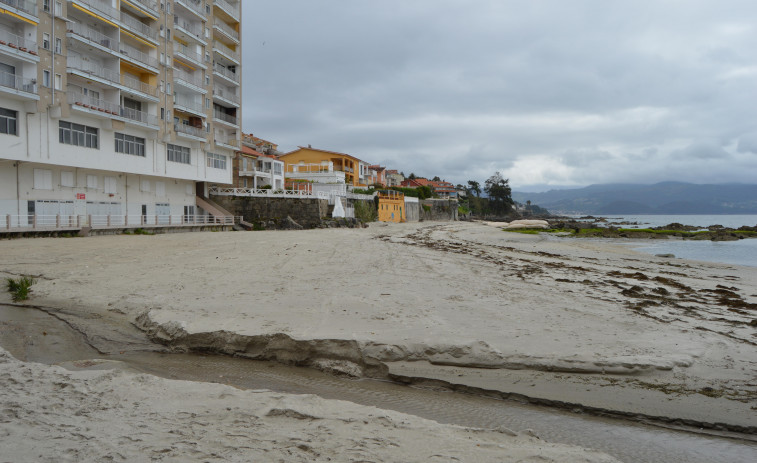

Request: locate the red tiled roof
(239, 146), (263, 157)
(280, 146), (366, 164)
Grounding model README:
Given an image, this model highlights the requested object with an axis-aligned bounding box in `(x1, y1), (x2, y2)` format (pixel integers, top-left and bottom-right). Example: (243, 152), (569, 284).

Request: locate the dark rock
(655, 253), (676, 258)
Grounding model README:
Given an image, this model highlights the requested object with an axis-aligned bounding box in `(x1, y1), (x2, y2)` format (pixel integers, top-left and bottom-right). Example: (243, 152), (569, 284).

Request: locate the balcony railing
(68, 56), (158, 97)
(213, 20), (239, 42)
(0, 28), (38, 55)
(0, 70), (37, 94)
(173, 42), (204, 66)
(123, 0), (158, 17)
(173, 95), (204, 114)
(174, 16), (204, 42)
(214, 0), (239, 21)
(174, 67), (205, 89)
(71, 0), (120, 25)
(67, 21), (119, 52)
(120, 42), (158, 69)
(213, 86), (239, 104)
(120, 11), (158, 40)
(212, 63), (239, 83)
(175, 0), (205, 17)
(68, 91), (159, 126)
(175, 123), (206, 138)
(213, 40), (240, 62)
(2, 214), (240, 231)
(214, 133), (239, 148)
(213, 111), (238, 126)
(0, 0), (37, 17)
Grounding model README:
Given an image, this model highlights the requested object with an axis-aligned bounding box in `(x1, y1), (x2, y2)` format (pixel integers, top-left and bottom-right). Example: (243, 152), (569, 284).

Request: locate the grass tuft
(6, 276), (36, 302)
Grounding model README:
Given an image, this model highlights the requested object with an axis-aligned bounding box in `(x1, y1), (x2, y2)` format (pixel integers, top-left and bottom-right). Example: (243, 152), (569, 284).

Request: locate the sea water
(570, 214), (757, 267)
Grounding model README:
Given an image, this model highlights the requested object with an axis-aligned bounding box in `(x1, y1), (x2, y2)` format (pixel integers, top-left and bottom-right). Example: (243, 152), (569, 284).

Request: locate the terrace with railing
(67, 56), (158, 98)
(174, 67), (205, 90)
(0, 28), (38, 56)
(68, 91), (159, 127)
(175, 0), (205, 18)
(213, 110), (238, 126)
(70, 0), (119, 25)
(173, 42), (205, 67)
(213, 40), (240, 62)
(124, 0), (158, 17)
(174, 16), (204, 42)
(213, 20), (239, 42)
(213, 86), (239, 105)
(120, 11), (158, 41)
(212, 63), (239, 83)
(174, 94), (205, 114)
(214, 0), (240, 21)
(175, 123), (206, 138)
(0, 70), (37, 96)
(1, 0), (37, 17)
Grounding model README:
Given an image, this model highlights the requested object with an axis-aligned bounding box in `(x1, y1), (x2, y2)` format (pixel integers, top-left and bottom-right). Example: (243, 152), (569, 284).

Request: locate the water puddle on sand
(1, 304), (756, 463)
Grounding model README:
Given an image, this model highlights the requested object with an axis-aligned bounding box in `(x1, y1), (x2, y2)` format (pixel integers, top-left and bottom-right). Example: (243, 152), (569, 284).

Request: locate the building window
(104, 176), (117, 194)
(141, 180), (151, 192)
(115, 133), (146, 157)
(206, 152), (226, 169)
(43, 33), (50, 49)
(43, 70), (51, 87)
(55, 1), (62, 15)
(274, 163), (282, 175)
(43, 0), (50, 12)
(33, 169), (53, 190)
(55, 38), (62, 54)
(0, 108), (18, 135)
(156, 181), (166, 197)
(59, 121), (99, 148)
(86, 175), (98, 189)
(61, 171), (74, 187)
(54, 74), (61, 90)
(167, 143), (191, 164)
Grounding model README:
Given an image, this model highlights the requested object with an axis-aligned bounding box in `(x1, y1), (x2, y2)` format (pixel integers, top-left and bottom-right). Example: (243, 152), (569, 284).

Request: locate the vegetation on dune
(6, 276), (36, 301)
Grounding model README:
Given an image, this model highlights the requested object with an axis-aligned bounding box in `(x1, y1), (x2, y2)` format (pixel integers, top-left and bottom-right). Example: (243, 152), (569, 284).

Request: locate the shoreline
(2, 222), (757, 458)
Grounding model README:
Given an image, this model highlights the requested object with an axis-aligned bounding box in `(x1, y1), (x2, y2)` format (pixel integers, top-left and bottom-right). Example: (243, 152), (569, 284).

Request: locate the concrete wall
(405, 200), (420, 222)
(211, 195), (329, 229)
(419, 199), (458, 221)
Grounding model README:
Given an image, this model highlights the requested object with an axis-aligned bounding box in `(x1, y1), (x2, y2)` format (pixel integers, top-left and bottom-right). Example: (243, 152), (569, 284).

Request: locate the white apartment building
(0, 0), (240, 225)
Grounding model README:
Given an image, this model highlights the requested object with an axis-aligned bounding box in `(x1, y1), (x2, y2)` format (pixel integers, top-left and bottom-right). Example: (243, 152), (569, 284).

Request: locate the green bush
(6, 276), (36, 302)
(422, 204), (431, 212)
(354, 200), (377, 222)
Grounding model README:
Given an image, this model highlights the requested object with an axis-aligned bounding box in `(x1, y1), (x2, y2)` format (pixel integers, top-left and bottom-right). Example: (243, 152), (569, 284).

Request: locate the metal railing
(214, 0), (239, 21)
(0, 70), (37, 94)
(120, 42), (158, 68)
(214, 133), (239, 147)
(212, 63), (239, 83)
(0, 28), (38, 54)
(175, 123), (206, 138)
(210, 187), (322, 199)
(213, 20), (239, 42)
(174, 16), (203, 41)
(68, 56), (158, 97)
(175, 0), (205, 17)
(123, 0), (158, 16)
(174, 67), (205, 88)
(213, 40), (240, 62)
(212, 110), (238, 125)
(3, 214), (240, 231)
(0, 0), (37, 16)
(173, 42), (204, 65)
(71, 0), (120, 25)
(68, 91), (158, 126)
(173, 94), (204, 114)
(212, 86), (239, 104)
(120, 11), (157, 40)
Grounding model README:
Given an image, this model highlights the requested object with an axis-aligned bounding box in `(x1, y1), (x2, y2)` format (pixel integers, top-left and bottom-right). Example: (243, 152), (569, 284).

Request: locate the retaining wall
(211, 196), (329, 229)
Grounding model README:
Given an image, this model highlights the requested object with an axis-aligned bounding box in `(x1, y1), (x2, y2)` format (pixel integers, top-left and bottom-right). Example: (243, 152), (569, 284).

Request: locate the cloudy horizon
(241, 0), (757, 192)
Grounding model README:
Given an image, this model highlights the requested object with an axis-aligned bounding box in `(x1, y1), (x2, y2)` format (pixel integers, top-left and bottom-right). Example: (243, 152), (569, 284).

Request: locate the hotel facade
(0, 0), (240, 225)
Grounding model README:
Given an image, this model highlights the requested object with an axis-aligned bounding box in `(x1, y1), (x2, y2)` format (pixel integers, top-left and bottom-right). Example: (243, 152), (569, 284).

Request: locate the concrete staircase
(196, 195), (254, 231)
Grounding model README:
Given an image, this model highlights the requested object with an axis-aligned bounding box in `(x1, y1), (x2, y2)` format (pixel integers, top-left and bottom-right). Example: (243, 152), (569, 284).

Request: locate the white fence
(3, 214), (239, 231)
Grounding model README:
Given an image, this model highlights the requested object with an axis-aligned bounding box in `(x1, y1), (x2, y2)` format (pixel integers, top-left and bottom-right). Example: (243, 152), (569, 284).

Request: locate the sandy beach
(2, 221), (756, 460)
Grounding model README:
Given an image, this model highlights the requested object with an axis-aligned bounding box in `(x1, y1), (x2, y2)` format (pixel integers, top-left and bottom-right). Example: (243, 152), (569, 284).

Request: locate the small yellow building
(279, 146), (370, 187)
(377, 190), (405, 223)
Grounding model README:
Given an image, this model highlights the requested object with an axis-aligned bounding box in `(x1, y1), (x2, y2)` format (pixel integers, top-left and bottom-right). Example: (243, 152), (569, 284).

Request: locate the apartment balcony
(212, 110), (238, 127)
(68, 90), (159, 129)
(212, 63), (239, 85)
(0, 0), (38, 22)
(175, 0), (205, 20)
(119, 42), (159, 72)
(214, 133), (239, 150)
(0, 70), (39, 100)
(174, 16), (206, 45)
(173, 42), (206, 69)
(212, 86), (239, 107)
(175, 122), (207, 141)
(213, 40), (240, 64)
(66, 23), (158, 72)
(173, 95), (205, 118)
(120, 12), (159, 44)
(0, 28), (39, 63)
(67, 56), (159, 101)
(121, 0), (159, 20)
(69, 0), (120, 26)
(174, 67), (207, 94)
(213, 20), (239, 45)
(214, 0), (240, 23)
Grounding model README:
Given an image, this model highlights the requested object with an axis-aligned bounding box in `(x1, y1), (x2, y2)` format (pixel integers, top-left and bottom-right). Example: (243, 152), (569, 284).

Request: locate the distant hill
(512, 182), (757, 215)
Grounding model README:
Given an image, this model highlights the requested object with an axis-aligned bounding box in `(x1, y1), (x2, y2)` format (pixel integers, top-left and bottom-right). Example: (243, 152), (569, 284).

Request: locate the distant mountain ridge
(512, 182), (757, 215)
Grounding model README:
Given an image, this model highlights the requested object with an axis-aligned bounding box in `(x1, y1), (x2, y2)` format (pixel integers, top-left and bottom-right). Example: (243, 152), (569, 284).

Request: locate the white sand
(1, 221), (756, 457)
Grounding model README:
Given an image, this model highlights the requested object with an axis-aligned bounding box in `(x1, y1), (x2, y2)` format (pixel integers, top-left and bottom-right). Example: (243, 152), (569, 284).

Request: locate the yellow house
(377, 190), (405, 223)
(279, 146), (370, 187)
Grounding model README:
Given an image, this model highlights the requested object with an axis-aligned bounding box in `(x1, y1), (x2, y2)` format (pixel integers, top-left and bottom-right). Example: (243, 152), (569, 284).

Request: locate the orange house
(279, 146), (371, 187)
(377, 190), (405, 223)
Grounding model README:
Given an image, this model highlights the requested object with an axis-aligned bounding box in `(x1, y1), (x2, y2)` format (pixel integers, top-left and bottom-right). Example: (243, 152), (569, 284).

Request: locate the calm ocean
(570, 214), (757, 267)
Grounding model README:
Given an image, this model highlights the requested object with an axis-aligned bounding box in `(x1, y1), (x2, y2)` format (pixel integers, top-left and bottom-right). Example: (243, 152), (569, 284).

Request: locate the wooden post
(33, 214), (37, 229)
(88, 215), (92, 227)
(107, 215), (111, 227)
(6, 214), (10, 230)
(56, 214), (60, 228)
(168, 215), (172, 225)
(77, 215), (81, 228)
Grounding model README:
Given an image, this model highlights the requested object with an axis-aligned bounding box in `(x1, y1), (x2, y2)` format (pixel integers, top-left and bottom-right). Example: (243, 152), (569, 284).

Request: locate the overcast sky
(241, 0), (757, 191)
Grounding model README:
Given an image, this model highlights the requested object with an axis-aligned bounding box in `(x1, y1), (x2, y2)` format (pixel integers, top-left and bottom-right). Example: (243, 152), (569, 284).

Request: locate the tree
(467, 180), (481, 198)
(432, 176), (441, 182)
(484, 172), (513, 216)
(408, 173), (416, 180)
